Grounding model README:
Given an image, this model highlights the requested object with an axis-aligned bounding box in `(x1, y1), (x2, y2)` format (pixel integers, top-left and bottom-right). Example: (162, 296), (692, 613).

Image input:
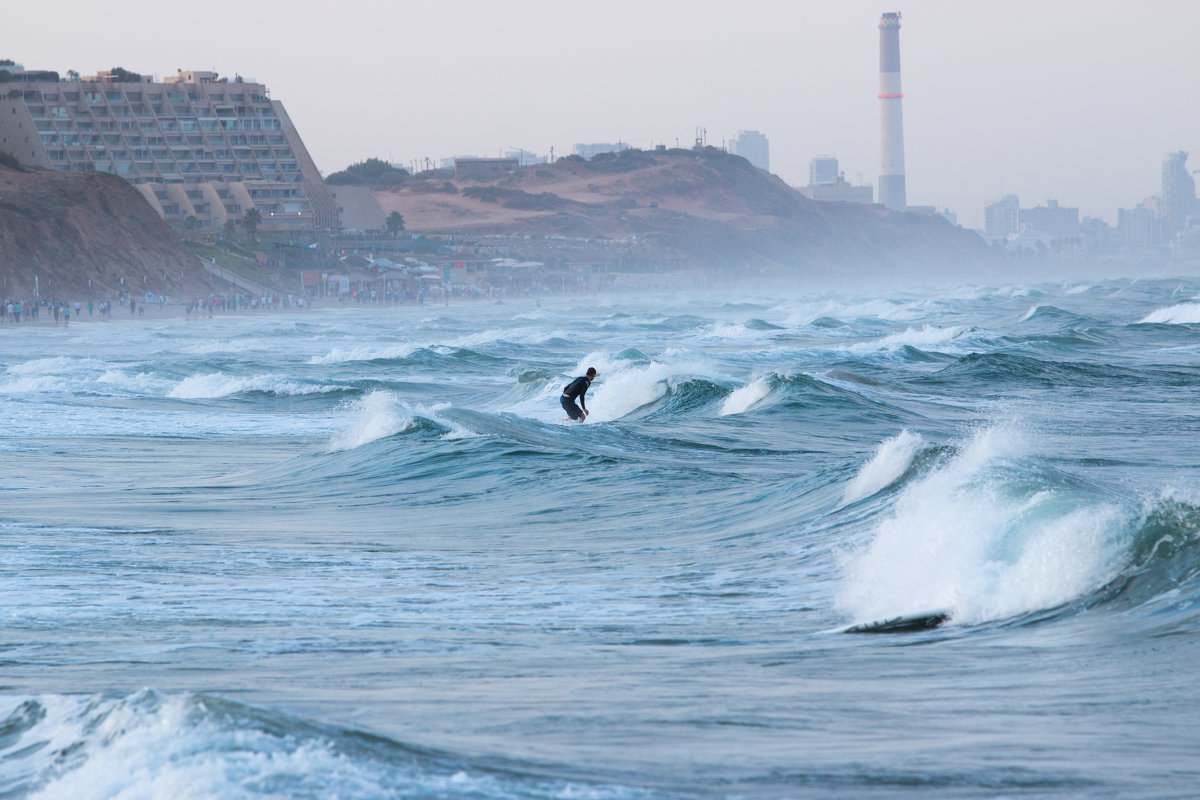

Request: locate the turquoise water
(1, 279), (1199, 798)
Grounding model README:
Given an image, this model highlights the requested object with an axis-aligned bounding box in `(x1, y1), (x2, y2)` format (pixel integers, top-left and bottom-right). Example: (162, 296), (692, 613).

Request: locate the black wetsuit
(561, 376), (591, 420)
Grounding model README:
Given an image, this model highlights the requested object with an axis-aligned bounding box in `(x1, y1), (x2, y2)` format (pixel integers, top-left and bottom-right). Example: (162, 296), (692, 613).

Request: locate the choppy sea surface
(2, 278), (1200, 799)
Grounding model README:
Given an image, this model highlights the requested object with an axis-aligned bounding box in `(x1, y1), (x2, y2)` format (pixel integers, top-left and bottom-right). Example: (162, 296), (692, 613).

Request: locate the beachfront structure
(0, 68), (337, 232)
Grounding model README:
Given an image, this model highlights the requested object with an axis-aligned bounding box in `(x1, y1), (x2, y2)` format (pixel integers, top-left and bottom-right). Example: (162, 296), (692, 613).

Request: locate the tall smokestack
(878, 11), (906, 211)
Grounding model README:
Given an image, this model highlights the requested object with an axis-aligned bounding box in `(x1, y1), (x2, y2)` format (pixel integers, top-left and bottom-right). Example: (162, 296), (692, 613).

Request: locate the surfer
(561, 367), (597, 422)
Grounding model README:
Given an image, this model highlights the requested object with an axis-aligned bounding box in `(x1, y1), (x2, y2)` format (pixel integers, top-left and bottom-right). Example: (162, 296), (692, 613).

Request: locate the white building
(0, 66), (337, 232)
(729, 130), (769, 172)
(984, 195), (1020, 239)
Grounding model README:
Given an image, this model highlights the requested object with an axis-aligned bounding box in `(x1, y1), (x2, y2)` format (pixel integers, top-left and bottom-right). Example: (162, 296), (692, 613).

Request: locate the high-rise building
(1117, 203), (1166, 251)
(1020, 199), (1079, 240)
(730, 130), (769, 172)
(877, 11), (906, 211)
(1161, 151), (1196, 234)
(984, 195), (1020, 239)
(809, 155), (839, 186)
(0, 67), (338, 232)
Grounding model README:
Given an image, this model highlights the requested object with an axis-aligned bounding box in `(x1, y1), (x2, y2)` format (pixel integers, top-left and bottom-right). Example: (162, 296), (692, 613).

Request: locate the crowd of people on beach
(1, 291), (314, 325)
(3, 280), (614, 326)
(3, 299), (119, 325)
(184, 292), (308, 318)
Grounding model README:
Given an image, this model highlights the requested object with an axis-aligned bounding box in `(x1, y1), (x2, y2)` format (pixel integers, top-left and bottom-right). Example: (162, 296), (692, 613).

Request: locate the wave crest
(1138, 302), (1200, 325)
(838, 425), (1129, 626)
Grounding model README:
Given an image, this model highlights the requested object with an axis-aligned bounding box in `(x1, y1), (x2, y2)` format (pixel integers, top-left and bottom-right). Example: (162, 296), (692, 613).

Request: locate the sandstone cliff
(0, 165), (217, 300)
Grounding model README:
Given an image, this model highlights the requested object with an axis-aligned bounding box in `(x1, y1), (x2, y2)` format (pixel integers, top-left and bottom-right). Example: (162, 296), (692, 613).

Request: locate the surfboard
(842, 609), (951, 634)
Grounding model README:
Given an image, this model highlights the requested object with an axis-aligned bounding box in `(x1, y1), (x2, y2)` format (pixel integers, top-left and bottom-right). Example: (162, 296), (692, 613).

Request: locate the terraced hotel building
(0, 68), (337, 232)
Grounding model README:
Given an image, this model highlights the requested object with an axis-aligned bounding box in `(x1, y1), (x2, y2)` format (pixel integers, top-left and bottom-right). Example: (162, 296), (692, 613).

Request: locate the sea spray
(328, 391), (412, 451)
(838, 424), (1128, 625)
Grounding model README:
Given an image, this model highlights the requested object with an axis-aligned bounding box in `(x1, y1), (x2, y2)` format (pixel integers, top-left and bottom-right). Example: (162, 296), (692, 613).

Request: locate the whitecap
(309, 343), (420, 365)
(328, 391), (413, 451)
(719, 376), (773, 416)
(837, 424), (1127, 626)
(839, 325), (965, 354)
(841, 429), (925, 504)
(168, 373), (341, 399)
(1138, 302), (1200, 324)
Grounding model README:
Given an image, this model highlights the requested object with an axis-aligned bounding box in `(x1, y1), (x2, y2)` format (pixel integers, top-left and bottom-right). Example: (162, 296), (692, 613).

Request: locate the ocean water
(2, 278), (1199, 799)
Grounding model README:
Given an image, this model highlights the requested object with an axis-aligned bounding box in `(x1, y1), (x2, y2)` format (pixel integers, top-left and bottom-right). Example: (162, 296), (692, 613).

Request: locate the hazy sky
(11, 0), (1200, 226)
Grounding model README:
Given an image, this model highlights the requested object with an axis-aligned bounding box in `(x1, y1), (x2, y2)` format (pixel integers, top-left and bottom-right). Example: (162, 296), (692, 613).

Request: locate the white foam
(449, 327), (569, 348)
(840, 325), (965, 354)
(1138, 302), (1200, 324)
(328, 391), (413, 451)
(96, 370), (172, 395)
(168, 373), (341, 399)
(837, 424), (1127, 625)
(3, 691), (647, 800)
(719, 376), (773, 416)
(779, 297), (924, 327)
(6, 356), (106, 376)
(309, 343), (420, 365)
(704, 322), (753, 339)
(841, 429), (925, 504)
(503, 354), (711, 424)
(583, 361), (691, 423)
(0, 375), (72, 394)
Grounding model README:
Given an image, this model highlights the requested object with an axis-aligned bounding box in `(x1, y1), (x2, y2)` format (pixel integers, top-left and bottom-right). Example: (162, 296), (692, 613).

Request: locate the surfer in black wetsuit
(561, 367), (597, 422)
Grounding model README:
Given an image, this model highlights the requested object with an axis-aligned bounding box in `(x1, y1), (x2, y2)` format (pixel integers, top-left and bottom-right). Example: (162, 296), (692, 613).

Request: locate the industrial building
(0, 67), (338, 232)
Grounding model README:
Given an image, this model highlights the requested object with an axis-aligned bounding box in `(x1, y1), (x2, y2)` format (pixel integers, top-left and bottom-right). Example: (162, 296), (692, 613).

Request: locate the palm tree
(243, 208), (262, 240)
(386, 211), (405, 236)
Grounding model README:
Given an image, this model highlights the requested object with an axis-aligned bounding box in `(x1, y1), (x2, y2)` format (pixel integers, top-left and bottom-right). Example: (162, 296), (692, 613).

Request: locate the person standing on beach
(560, 367), (597, 422)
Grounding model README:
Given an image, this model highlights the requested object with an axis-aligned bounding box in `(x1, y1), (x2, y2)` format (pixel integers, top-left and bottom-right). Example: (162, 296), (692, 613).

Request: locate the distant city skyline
(10, 0), (1200, 227)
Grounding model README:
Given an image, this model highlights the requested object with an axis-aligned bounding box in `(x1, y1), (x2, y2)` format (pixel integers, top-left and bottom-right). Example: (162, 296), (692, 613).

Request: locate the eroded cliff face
(0, 165), (216, 299)
(374, 149), (998, 281)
